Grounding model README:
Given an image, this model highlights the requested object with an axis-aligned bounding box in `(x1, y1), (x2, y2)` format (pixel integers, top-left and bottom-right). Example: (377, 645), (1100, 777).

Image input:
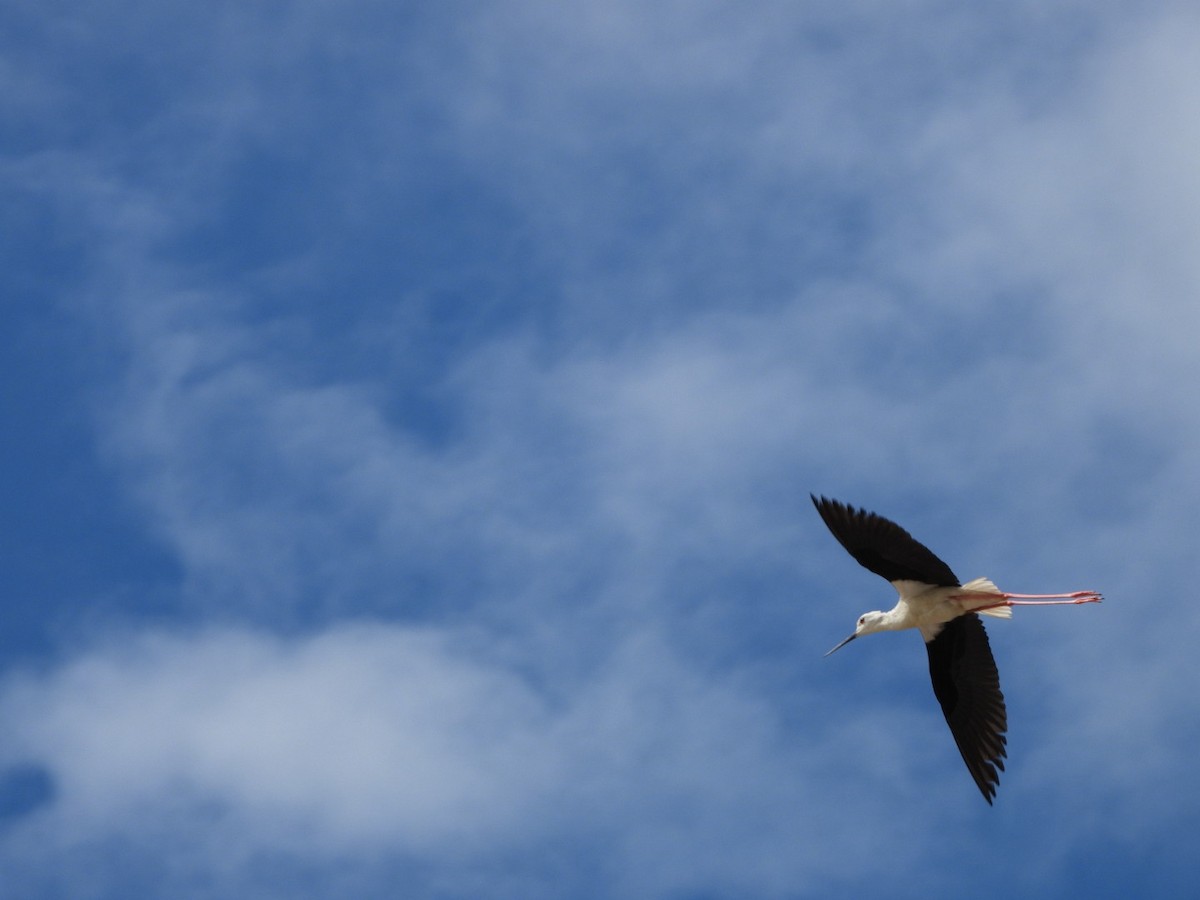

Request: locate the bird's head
(824, 611), (888, 656)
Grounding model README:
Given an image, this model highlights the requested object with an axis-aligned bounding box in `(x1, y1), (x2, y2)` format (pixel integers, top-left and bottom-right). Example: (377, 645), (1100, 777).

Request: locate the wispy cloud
(0, 623), (956, 898)
(4, 1), (1200, 897)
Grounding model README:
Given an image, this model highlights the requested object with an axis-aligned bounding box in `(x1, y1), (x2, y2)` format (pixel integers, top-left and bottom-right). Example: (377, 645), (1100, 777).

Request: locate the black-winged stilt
(813, 495), (1101, 804)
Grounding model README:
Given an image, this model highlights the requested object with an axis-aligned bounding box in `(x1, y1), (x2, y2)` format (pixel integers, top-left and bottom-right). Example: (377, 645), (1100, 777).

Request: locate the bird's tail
(960, 577), (1013, 619)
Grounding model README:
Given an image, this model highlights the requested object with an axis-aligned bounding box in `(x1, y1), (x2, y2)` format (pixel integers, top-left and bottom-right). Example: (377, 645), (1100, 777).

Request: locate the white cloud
(2, 627), (556, 851)
(0, 623), (955, 897)
(9, 1), (1200, 896)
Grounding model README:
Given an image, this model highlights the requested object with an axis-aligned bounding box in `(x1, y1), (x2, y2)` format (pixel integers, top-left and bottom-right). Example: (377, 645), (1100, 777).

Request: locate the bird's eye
(858, 617), (866, 625)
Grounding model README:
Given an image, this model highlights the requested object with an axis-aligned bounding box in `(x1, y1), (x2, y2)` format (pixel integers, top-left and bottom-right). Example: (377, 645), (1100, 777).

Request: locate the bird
(812, 495), (1101, 804)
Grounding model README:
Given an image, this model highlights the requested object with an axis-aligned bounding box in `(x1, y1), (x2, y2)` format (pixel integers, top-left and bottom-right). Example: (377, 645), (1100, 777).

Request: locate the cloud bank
(4, 1), (1200, 897)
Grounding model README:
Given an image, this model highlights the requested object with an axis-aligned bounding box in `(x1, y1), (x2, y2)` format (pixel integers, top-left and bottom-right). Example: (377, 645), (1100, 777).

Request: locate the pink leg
(952, 590), (1102, 612)
(1000, 590), (1102, 601)
(996, 596), (1102, 606)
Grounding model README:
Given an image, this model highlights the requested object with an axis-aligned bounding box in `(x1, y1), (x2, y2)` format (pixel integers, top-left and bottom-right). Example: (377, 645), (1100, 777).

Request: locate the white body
(860, 577), (1011, 642)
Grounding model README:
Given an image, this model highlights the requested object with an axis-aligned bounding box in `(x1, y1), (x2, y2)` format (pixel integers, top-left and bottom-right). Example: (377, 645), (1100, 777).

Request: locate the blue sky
(3, 1), (1199, 897)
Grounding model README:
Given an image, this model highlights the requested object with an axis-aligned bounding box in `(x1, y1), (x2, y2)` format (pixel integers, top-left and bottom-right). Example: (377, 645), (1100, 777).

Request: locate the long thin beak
(824, 633), (857, 657)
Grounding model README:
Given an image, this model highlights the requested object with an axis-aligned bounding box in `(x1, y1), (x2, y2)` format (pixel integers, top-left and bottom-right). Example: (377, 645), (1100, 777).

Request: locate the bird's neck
(879, 603), (917, 632)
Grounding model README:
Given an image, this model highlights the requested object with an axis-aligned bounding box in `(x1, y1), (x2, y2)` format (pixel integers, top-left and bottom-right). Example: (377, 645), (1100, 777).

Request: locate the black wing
(925, 614), (1008, 804)
(811, 495), (959, 587)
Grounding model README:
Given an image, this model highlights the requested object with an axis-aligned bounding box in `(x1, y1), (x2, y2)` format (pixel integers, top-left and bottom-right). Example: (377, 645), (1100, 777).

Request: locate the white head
(824, 610), (889, 656)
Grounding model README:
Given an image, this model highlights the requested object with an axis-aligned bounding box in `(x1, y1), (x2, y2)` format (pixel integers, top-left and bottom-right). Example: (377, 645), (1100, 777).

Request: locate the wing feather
(811, 495), (959, 586)
(924, 614), (1008, 804)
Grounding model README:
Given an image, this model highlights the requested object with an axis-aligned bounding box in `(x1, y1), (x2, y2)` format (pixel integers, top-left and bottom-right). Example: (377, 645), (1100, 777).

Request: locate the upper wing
(924, 614), (1008, 804)
(811, 495), (959, 587)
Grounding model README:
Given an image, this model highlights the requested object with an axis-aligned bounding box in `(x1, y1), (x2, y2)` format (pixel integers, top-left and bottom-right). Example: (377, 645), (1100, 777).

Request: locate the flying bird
(813, 495), (1101, 803)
